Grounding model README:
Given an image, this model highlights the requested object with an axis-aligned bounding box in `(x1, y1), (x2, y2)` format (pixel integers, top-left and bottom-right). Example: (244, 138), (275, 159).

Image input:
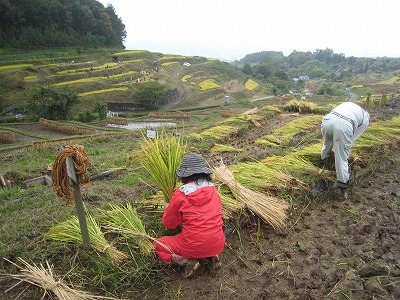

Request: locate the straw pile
(3, 257), (121, 300)
(106, 117), (128, 125)
(0, 130), (15, 143)
(213, 161), (288, 231)
(39, 118), (95, 135)
(147, 112), (191, 119)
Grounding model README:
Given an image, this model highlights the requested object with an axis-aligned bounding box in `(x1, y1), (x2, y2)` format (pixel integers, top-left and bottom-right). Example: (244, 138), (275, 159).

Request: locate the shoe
(210, 255), (222, 271)
(333, 187), (348, 200)
(182, 259), (200, 278)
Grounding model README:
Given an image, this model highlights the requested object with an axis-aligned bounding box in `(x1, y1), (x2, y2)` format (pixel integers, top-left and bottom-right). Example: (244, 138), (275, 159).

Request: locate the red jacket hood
(178, 179), (214, 206)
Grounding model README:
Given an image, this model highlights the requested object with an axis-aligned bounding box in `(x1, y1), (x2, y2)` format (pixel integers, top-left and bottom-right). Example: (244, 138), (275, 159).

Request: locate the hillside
(0, 48), (264, 119)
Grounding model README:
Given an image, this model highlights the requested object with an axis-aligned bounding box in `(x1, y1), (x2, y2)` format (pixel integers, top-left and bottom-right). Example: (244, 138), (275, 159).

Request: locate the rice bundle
(136, 190), (165, 212)
(219, 192), (245, 220)
(230, 161), (308, 191)
(213, 161), (288, 231)
(45, 213), (128, 266)
(200, 125), (239, 140)
(138, 130), (187, 202)
(4, 257), (120, 300)
(273, 115), (321, 142)
(99, 203), (155, 256)
(261, 155), (335, 183)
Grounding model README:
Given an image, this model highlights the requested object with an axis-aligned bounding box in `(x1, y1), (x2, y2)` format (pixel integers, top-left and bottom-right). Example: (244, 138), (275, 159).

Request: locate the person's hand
(164, 201), (169, 210)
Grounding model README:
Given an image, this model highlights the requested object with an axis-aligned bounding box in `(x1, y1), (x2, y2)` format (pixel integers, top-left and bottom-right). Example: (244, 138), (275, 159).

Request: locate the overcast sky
(97, 0), (399, 61)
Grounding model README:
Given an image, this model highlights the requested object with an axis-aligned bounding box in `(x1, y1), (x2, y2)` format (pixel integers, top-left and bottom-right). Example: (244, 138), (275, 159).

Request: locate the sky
(97, 0), (400, 61)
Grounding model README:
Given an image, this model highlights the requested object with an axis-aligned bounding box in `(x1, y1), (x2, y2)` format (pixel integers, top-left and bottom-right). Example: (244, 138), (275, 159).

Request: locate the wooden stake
(66, 157), (90, 248)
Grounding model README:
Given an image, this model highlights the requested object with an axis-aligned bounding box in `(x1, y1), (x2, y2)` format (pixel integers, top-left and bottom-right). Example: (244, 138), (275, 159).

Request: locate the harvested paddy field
(0, 104), (399, 300)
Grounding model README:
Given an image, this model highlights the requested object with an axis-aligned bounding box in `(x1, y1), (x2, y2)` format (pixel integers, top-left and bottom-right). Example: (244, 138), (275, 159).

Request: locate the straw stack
(3, 257), (121, 300)
(213, 161), (288, 231)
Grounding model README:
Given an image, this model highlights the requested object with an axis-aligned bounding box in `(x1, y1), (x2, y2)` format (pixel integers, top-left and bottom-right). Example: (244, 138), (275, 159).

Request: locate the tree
(136, 82), (167, 107)
(242, 64), (252, 75)
(27, 87), (78, 120)
(95, 101), (108, 120)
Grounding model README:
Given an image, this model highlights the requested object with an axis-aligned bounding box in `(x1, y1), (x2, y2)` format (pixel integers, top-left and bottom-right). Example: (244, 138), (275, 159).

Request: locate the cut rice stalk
(99, 203), (155, 256)
(138, 130), (187, 202)
(213, 161), (288, 231)
(45, 213), (128, 266)
(3, 257), (122, 300)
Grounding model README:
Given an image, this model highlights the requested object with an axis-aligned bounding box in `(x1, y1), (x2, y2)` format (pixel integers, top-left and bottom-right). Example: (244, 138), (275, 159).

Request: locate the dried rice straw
(3, 257), (122, 300)
(213, 161), (288, 231)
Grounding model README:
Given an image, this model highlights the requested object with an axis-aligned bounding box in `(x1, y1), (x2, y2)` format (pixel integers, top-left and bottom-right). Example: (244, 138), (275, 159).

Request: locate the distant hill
(232, 51), (285, 66)
(0, 0), (126, 49)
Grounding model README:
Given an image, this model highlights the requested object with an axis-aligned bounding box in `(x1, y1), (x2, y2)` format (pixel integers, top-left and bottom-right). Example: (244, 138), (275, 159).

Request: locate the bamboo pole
(66, 157), (90, 248)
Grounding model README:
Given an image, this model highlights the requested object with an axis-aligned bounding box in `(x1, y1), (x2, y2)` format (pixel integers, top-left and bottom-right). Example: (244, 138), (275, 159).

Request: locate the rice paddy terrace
(1, 50), (400, 299)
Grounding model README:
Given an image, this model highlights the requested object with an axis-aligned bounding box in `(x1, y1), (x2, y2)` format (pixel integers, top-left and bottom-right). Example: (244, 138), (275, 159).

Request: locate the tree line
(0, 0), (126, 49)
(232, 48), (400, 96)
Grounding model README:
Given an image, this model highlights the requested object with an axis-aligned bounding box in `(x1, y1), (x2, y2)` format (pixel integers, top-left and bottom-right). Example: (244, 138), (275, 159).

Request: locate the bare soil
(152, 109), (400, 300)
(156, 155), (400, 300)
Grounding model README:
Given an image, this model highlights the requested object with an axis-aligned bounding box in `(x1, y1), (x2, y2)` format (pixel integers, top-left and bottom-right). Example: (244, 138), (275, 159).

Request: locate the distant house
(289, 89), (301, 95)
(183, 62), (191, 67)
(298, 76), (310, 81)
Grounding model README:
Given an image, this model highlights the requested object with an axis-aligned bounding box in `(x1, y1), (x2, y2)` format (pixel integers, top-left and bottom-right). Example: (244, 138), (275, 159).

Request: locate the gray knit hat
(176, 153), (212, 178)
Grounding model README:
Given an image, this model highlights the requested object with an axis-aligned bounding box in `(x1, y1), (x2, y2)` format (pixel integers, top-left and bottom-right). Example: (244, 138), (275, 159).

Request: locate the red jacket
(161, 179), (225, 259)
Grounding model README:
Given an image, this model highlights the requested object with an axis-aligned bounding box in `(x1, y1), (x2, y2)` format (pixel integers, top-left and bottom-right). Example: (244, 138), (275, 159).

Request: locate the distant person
(320, 102), (370, 199)
(153, 153), (225, 278)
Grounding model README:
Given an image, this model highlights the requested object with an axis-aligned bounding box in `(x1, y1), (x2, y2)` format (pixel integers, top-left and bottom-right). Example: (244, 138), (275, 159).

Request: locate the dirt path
(158, 153), (400, 300)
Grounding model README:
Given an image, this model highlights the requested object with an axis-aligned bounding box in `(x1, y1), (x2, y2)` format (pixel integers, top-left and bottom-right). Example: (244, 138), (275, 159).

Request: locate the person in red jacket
(153, 153), (225, 278)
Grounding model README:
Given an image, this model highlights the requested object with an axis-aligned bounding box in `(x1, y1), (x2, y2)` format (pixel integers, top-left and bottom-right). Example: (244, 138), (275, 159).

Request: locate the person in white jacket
(320, 102), (370, 198)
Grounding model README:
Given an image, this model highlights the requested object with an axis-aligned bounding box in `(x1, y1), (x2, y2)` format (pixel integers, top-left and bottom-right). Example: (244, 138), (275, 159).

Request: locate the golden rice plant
(181, 75), (192, 82)
(260, 105), (281, 114)
(3, 257), (120, 300)
(211, 143), (243, 153)
(188, 132), (203, 141)
(138, 130), (187, 202)
(0, 64), (33, 72)
(255, 134), (281, 146)
(136, 190), (165, 212)
(286, 143), (322, 163)
(53, 77), (105, 86)
(245, 79), (259, 90)
(273, 115), (321, 141)
(78, 87), (128, 97)
(45, 213), (128, 266)
(217, 185), (245, 220)
(283, 100), (318, 113)
(199, 79), (221, 90)
(261, 155), (335, 183)
(213, 161), (288, 231)
(99, 203), (155, 256)
(200, 125), (239, 140)
(230, 161), (308, 192)
(161, 62), (178, 67)
(113, 50), (147, 56)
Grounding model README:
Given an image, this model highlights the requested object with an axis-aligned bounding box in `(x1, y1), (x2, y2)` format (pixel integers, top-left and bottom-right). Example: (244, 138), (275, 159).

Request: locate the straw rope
(213, 161), (288, 231)
(52, 145), (91, 207)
